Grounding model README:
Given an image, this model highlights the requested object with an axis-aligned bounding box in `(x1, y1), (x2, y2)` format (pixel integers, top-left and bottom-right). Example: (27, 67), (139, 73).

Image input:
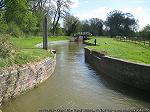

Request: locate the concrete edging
(84, 48), (150, 92)
(0, 50), (56, 105)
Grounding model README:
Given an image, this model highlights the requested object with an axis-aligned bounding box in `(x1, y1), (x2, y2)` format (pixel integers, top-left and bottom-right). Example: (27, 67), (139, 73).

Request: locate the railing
(115, 36), (150, 47)
(73, 32), (92, 37)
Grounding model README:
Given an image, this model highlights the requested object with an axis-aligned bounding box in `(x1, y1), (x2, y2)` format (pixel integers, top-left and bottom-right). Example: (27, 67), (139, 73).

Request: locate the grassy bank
(10, 36), (69, 48)
(85, 37), (150, 64)
(0, 36), (69, 68)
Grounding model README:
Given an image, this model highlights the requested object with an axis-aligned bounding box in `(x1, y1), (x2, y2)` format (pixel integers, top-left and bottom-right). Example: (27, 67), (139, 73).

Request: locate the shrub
(7, 22), (24, 37)
(0, 35), (16, 59)
(0, 11), (8, 33)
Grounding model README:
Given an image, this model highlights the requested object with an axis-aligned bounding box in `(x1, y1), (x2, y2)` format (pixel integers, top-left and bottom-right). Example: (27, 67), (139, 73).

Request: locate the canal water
(1, 41), (150, 112)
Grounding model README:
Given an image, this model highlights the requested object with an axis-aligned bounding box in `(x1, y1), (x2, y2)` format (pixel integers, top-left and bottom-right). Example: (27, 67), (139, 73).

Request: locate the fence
(115, 36), (150, 47)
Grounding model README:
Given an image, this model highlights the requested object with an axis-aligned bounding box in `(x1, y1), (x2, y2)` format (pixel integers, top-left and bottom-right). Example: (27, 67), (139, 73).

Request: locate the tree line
(64, 10), (150, 40)
(0, 0), (72, 36)
(0, 0), (150, 39)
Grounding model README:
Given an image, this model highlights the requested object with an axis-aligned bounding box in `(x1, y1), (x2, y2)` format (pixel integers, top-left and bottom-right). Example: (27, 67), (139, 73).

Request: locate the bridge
(71, 32), (92, 42)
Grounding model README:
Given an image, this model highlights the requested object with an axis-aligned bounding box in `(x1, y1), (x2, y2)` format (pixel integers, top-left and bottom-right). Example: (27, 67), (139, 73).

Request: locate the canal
(1, 41), (150, 112)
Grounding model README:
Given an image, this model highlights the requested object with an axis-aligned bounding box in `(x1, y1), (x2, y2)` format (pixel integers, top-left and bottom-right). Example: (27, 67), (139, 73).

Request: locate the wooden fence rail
(115, 36), (150, 47)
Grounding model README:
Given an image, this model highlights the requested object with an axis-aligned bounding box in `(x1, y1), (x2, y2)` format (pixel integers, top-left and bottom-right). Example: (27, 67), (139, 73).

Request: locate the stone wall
(0, 54), (56, 105)
(84, 48), (150, 92)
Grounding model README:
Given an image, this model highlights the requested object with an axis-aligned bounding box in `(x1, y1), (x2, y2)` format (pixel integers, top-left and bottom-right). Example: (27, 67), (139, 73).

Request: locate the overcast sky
(70, 0), (150, 29)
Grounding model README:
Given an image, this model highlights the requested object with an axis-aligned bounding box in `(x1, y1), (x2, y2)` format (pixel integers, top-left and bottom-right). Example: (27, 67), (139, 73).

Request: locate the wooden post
(43, 16), (48, 50)
(135, 38), (136, 44)
(94, 39), (96, 46)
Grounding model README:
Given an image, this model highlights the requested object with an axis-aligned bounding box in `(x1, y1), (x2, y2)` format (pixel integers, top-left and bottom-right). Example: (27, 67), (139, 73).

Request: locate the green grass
(0, 49), (52, 68)
(10, 36), (69, 48)
(0, 36), (69, 68)
(85, 36), (150, 64)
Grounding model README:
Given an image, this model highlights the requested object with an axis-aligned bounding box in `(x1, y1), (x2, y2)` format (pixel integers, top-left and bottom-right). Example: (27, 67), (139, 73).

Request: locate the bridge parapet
(73, 32), (92, 37)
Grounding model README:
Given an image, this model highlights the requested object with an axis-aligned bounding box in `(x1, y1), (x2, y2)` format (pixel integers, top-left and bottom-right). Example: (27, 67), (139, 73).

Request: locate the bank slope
(85, 37), (150, 64)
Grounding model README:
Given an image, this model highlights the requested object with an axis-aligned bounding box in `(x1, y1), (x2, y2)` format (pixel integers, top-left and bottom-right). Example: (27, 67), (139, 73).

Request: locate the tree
(51, 0), (72, 35)
(29, 0), (54, 36)
(106, 10), (138, 37)
(81, 20), (90, 32)
(0, 0), (5, 9)
(0, 11), (8, 33)
(0, 0), (73, 36)
(140, 24), (150, 39)
(29, 0), (51, 11)
(63, 15), (81, 36)
(4, 0), (37, 35)
(88, 18), (103, 36)
(81, 18), (104, 36)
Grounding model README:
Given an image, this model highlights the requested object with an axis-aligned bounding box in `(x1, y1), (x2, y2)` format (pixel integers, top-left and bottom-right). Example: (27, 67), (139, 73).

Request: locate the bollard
(94, 39), (96, 46)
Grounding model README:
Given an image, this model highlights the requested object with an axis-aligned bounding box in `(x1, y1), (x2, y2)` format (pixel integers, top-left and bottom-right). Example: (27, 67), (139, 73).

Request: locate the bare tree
(29, 0), (72, 36)
(0, 0), (5, 9)
(51, 0), (72, 35)
(29, 0), (52, 12)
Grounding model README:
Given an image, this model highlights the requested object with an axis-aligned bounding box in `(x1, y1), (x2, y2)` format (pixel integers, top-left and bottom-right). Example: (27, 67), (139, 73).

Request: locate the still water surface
(1, 41), (150, 112)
